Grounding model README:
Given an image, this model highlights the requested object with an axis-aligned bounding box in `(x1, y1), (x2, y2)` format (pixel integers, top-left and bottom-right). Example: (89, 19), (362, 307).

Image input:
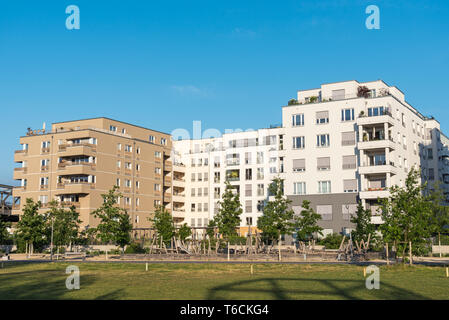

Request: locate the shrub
(125, 242), (146, 254)
(317, 233), (344, 249)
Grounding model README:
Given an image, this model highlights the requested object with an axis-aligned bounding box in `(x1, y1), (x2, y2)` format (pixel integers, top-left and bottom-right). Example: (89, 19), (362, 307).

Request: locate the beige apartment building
(12, 117), (172, 231)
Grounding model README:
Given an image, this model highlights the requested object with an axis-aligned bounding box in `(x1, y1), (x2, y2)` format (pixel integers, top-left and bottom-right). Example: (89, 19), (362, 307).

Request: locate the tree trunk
(227, 241), (230, 261)
(278, 234), (282, 262)
(439, 232), (442, 258)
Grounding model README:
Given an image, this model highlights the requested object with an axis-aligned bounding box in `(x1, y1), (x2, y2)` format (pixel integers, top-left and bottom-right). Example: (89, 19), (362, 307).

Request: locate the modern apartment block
(11, 80), (449, 238)
(282, 80), (448, 236)
(12, 118), (172, 231)
(172, 80), (449, 237)
(172, 127), (285, 236)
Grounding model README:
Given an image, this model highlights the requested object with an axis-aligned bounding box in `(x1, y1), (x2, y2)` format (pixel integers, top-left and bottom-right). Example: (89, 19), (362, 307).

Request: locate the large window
(368, 106), (385, 117)
(341, 108), (354, 121)
(293, 182), (306, 195)
(293, 136), (305, 149)
(316, 134), (330, 147)
(318, 181), (331, 194)
(292, 114), (304, 127)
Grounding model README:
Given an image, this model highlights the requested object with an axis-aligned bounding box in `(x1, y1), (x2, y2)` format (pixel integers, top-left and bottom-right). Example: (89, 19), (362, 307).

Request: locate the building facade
(11, 80), (449, 238)
(12, 118), (172, 231)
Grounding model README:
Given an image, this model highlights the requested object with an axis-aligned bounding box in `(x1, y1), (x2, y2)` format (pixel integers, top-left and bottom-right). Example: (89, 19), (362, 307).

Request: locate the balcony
(359, 188), (389, 199)
(164, 161), (173, 172)
(14, 150), (28, 162)
(164, 175), (172, 184)
(173, 164), (186, 173)
(172, 178), (185, 188)
(58, 143), (96, 156)
(172, 209), (186, 218)
(358, 138), (395, 150)
(58, 162), (96, 175)
(359, 163), (397, 175)
(13, 167), (27, 178)
(172, 193), (185, 203)
(357, 114), (394, 127)
(55, 182), (94, 195)
(60, 201), (81, 208)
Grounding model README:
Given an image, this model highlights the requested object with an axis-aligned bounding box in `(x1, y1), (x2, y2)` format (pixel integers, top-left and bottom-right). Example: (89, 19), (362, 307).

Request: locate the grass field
(0, 262), (448, 300)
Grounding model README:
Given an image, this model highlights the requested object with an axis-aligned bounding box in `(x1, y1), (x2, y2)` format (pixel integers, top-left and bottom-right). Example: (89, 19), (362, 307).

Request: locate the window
(117, 143), (122, 151)
(316, 111), (329, 124)
(245, 169), (252, 180)
(343, 179), (358, 192)
(257, 168), (264, 180)
(39, 195), (48, 204)
(257, 152), (264, 164)
(257, 200), (264, 212)
(292, 114), (304, 127)
(318, 181), (331, 194)
(155, 151), (162, 158)
(136, 164), (140, 171)
(136, 181), (140, 189)
(246, 217), (253, 226)
(293, 182), (306, 195)
(317, 205), (332, 220)
(191, 204), (196, 212)
(427, 148), (433, 160)
(317, 157), (330, 171)
(190, 218), (195, 227)
(125, 145), (132, 152)
(125, 179), (131, 188)
(154, 200), (161, 206)
(368, 106), (385, 117)
(191, 188), (196, 197)
(161, 138), (167, 145)
(257, 184), (264, 196)
(136, 147), (140, 154)
(155, 167), (161, 174)
(293, 136), (305, 149)
(428, 168), (435, 180)
(110, 125), (117, 132)
(342, 155), (357, 169)
(154, 184), (161, 191)
(341, 108), (354, 121)
(245, 184), (252, 197)
(214, 187), (220, 199)
(136, 198), (140, 207)
(117, 160), (121, 168)
(214, 172), (220, 183)
(342, 204), (357, 221)
(149, 135), (155, 143)
(40, 177), (49, 186)
(316, 134), (330, 147)
(292, 159), (305, 172)
(245, 200), (252, 213)
(125, 162), (131, 170)
(42, 141), (51, 148)
(122, 128), (127, 134)
(191, 173), (196, 182)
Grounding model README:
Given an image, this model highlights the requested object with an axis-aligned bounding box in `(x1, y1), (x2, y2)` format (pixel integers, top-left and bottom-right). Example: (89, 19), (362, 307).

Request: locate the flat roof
(52, 117), (171, 136)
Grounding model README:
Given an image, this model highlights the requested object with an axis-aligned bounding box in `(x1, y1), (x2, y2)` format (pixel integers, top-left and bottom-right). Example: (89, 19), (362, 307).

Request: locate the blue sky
(1, 0), (448, 185)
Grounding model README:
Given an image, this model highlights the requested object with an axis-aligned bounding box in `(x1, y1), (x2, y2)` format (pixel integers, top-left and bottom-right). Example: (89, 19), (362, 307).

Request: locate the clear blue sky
(1, 0), (448, 185)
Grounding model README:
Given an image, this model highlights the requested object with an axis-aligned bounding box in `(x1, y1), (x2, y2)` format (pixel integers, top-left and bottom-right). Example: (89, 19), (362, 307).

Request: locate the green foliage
(177, 223), (191, 242)
(428, 182), (449, 236)
(14, 198), (47, 252)
(295, 200), (323, 241)
(214, 181), (242, 240)
(46, 200), (81, 248)
(0, 219), (11, 244)
(350, 202), (379, 247)
(317, 233), (344, 249)
(152, 205), (175, 246)
(124, 242), (146, 254)
(90, 186), (132, 250)
(257, 178), (295, 242)
(206, 219), (216, 239)
(380, 168), (433, 262)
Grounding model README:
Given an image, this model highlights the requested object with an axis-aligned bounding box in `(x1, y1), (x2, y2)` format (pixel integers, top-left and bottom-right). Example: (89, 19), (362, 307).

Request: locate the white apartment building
(172, 128), (285, 236)
(282, 80), (448, 236)
(170, 80), (449, 238)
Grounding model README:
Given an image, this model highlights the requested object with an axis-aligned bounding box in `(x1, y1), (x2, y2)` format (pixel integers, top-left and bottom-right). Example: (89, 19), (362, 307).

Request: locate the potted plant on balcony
(363, 133), (368, 141)
(359, 110), (365, 117)
(288, 99), (299, 106)
(357, 86), (370, 98)
(309, 96), (318, 103)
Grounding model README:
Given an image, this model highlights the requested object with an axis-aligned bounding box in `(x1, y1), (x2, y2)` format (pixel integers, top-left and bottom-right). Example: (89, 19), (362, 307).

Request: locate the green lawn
(0, 262), (448, 300)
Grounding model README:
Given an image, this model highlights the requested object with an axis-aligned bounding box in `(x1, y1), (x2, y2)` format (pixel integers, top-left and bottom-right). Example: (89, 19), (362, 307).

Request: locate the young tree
(177, 223), (191, 242)
(428, 183), (449, 255)
(46, 201), (81, 253)
(350, 202), (378, 247)
(214, 181), (242, 240)
(90, 186), (132, 253)
(0, 219), (11, 244)
(257, 178), (295, 241)
(14, 198), (46, 255)
(206, 219), (217, 239)
(152, 205), (175, 246)
(295, 200), (323, 241)
(257, 178), (296, 260)
(380, 168), (433, 263)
